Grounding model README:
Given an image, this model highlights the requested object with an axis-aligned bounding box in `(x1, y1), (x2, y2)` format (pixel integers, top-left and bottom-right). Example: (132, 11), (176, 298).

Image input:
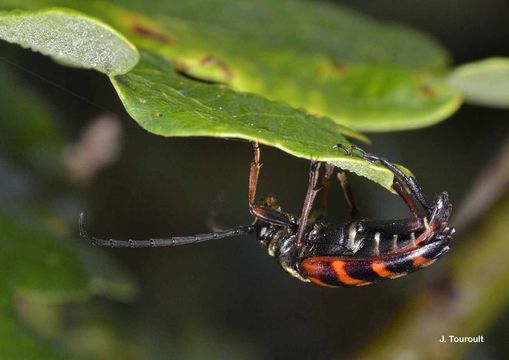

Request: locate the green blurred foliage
(0, 63), (62, 176)
(0, 206), (138, 358)
(448, 58), (509, 108)
(0, 59), (136, 358)
(0, 211), (87, 360)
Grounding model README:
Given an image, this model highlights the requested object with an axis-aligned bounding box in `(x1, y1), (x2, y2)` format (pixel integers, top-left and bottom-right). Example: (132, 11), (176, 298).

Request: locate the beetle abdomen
(299, 240), (450, 287)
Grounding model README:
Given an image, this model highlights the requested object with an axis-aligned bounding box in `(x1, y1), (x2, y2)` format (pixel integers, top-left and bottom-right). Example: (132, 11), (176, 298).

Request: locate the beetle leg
(248, 141), (261, 210)
(248, 141), (295, 226)
(320, 163), (334, 212)
(368, 155), (429, 212)
(295, 161), (322, 249)
(392, 181), (420, 218)
(337, 170), (359, 220)
(249, 205), (296, 226)
(336, 144), (429, 213)
(321, 165), (359, 220)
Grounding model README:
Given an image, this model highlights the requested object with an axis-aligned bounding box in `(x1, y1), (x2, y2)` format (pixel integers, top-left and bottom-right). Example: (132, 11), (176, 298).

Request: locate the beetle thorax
(255, 221), (310, 282)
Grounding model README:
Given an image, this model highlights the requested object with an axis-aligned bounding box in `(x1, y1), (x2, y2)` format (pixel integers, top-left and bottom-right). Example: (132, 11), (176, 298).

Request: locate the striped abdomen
(299, 240), (450, 287)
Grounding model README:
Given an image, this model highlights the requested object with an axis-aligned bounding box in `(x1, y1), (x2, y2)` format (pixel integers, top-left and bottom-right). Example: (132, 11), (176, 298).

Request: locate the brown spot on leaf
(315, 59), (349, 78)
(331, 60), (349, 73)
(200, 55), (233, 82)
(133, 24), (173, 44)
(419, 82), (436, 98)
(175, 56), (233, 85)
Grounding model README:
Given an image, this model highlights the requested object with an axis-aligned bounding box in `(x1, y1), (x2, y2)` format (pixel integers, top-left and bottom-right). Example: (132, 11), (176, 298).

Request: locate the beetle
(80, 142), (454, 287)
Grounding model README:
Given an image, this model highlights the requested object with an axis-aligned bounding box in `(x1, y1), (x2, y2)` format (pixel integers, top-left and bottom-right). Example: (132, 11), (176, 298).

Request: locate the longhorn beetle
(80, 143), (454, 287)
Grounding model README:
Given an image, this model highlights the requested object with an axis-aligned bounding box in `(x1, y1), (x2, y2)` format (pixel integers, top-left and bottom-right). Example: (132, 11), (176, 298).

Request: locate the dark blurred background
(2, 0), (509, 359)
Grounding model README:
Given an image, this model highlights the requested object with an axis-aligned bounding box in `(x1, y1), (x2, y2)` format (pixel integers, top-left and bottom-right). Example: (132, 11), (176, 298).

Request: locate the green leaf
(103, 0), (449, 70)
(0, 7), (139, 75)
(0, 1), (455, 188)
(448, 58), (509, 108)
(74, 0), (460, 131)
(113, 51), (399, 189)
(0, 1), (459, 132)
(101, 0), (461, 131)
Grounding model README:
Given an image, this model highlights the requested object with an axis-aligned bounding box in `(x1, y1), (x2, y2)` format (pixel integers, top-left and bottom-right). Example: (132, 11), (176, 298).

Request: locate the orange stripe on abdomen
(412, 256), (436, 268)
(371, 261), (406, 279)
(330, 260), (369, 286)
(372, 261), (395, 278)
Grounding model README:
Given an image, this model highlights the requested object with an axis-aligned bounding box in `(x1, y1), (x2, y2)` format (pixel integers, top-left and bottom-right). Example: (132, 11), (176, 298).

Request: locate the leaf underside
(0, 1), (461, 188)
(112, 51), (398, 188)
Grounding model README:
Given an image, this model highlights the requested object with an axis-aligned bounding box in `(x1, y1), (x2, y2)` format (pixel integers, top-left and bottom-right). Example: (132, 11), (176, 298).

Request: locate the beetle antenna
(79, 212), (255, 248)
